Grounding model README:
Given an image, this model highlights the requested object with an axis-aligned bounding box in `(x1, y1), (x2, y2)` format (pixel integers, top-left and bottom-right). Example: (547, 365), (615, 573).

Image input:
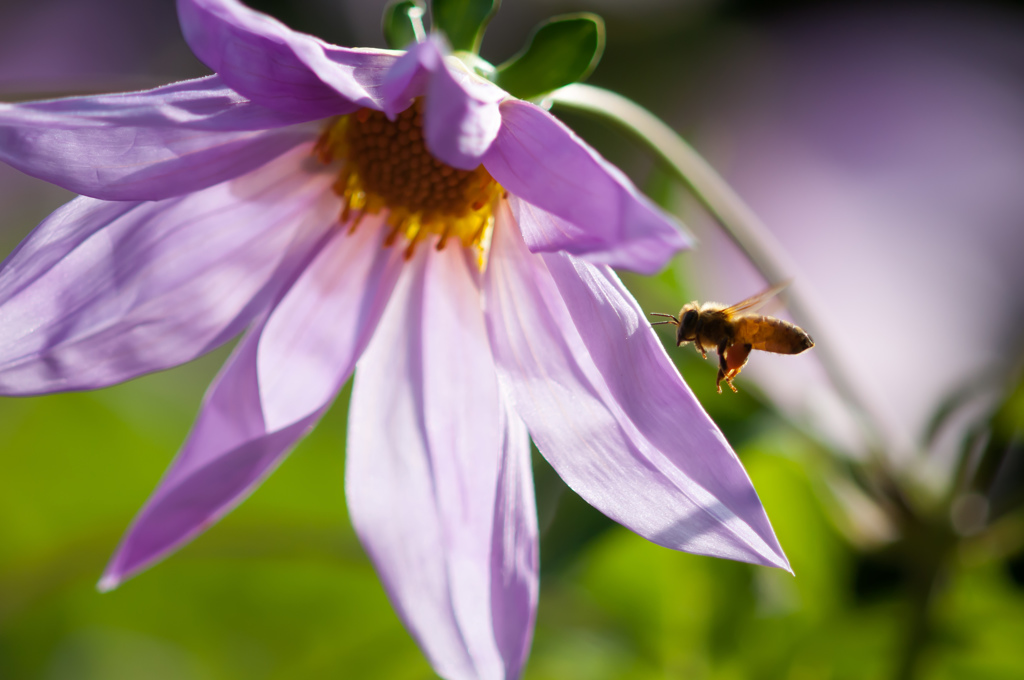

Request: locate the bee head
(676, 303), (700, 346)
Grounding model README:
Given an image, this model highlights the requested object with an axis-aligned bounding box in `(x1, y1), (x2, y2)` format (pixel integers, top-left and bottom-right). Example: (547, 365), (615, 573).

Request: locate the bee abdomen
(736, 316), (814, 354)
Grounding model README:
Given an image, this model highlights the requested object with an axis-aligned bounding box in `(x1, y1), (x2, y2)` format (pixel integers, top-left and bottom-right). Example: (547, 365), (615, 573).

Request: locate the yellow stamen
(315, 100), (503, 266)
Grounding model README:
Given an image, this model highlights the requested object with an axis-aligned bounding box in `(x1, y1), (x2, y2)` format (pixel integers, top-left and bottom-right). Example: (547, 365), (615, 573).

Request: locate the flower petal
(382, 37), (504, 170)
(346, 244), (537, 680)
(425, 60), (505, 171)
(256, 218), (405, 433)
(484, 202), (789, 570)
(0, 75), (319, 200)
(99, 218), (405, 588)
(379, 38), (443, 119)
(177, 0), (398, 117)
(0, 143), (336, 396)
(490, 401), (539, 679)
(484, 99), (690, 274)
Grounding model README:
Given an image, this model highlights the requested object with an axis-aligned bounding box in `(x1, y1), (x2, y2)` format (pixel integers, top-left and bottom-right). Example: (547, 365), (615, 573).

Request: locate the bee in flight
(651, 282), (814, 394)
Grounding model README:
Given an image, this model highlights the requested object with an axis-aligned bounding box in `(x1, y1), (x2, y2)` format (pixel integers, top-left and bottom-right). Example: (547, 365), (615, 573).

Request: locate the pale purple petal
(0, 75), (321, 200)
(347, 243), (535, 679)
(99, 218), (405, 588)
(484, 99), (690, 274)
(425, 58), (504, 171)
(541, 252), (788, 564)
(484, 203), (789, 570)
(0, 143), (337, 395)
(177, 0), (398, 117)
(490, 401), (539, 679)
(381, 37), (504, 170)
(255, 216), (405, 433)
(380, 38), (443, 119)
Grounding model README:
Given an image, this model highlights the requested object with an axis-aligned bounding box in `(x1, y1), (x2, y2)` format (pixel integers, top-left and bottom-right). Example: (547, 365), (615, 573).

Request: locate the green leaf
(382, 0), (426, 50)
(495, 13), (605, 101)
(430, 0), (499, 53)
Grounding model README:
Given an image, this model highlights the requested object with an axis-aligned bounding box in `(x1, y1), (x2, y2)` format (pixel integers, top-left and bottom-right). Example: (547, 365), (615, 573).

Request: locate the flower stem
(892, 514), (953, 680)
(895, 565), (939, 680)
(548, 83), (887, 455)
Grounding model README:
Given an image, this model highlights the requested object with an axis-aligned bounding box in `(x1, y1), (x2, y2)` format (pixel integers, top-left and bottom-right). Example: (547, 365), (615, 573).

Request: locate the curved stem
(548, 82), (888, 457)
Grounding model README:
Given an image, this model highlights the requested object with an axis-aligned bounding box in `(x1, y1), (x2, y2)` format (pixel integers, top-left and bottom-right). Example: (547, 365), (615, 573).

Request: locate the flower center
(315, 101), (503, 260)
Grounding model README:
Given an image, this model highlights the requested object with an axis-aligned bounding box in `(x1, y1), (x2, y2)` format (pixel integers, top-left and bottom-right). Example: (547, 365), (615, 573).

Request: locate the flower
(0, 0), (788, 677)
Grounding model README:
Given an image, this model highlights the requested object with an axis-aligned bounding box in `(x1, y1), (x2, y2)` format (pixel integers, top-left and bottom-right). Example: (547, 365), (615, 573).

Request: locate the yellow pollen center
(314, 100), (504, 261)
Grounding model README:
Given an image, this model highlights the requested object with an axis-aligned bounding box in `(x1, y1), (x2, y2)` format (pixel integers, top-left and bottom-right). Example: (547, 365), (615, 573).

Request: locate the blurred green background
(2, 0), (1024, 678)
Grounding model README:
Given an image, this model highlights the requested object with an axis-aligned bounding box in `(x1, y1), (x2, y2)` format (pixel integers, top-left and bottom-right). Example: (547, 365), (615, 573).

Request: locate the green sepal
(382, 0), (426, 50)
(495, 13), (605, 101)
(430, 0), (499, 53)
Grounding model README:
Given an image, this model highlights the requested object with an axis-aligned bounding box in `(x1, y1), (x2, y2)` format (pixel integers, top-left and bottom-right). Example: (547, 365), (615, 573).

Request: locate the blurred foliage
(0, 351), (437, 679)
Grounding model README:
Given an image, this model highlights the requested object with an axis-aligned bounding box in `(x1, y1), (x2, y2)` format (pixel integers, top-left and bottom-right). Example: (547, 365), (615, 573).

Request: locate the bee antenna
(649, 312), (679, 326)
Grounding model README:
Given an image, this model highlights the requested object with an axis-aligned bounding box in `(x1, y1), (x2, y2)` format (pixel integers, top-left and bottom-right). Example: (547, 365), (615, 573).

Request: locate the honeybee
(651, 282), (814, 394)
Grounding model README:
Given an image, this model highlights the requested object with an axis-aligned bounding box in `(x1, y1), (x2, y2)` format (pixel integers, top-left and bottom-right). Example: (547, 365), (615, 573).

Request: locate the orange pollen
(314, 100), (503, 262)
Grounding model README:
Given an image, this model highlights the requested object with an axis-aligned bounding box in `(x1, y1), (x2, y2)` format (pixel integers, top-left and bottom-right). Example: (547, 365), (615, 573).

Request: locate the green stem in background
(891, 514), (955, 680)
(547, 83), (888, 461)
(895, 556), (942, 680)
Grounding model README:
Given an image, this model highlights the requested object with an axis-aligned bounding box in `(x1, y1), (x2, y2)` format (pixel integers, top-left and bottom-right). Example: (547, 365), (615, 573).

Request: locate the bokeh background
(2, 0), (1024, 678)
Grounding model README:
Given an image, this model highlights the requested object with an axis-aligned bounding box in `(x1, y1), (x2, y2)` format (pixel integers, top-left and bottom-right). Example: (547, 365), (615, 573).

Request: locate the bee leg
(695, 338), (707, 359)
(715, 340), (742, 393)
(714, 369), (739, 392)
(716, 340), (729, 375)
(714, 340), (730, 393)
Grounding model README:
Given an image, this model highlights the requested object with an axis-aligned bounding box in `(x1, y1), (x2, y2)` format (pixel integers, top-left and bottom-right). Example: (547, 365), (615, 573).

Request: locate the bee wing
(721, 280), (791, 317)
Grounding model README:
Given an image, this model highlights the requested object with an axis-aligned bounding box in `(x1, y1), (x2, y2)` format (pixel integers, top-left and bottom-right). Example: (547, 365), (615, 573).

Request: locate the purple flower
(0, 0), (788, 677)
